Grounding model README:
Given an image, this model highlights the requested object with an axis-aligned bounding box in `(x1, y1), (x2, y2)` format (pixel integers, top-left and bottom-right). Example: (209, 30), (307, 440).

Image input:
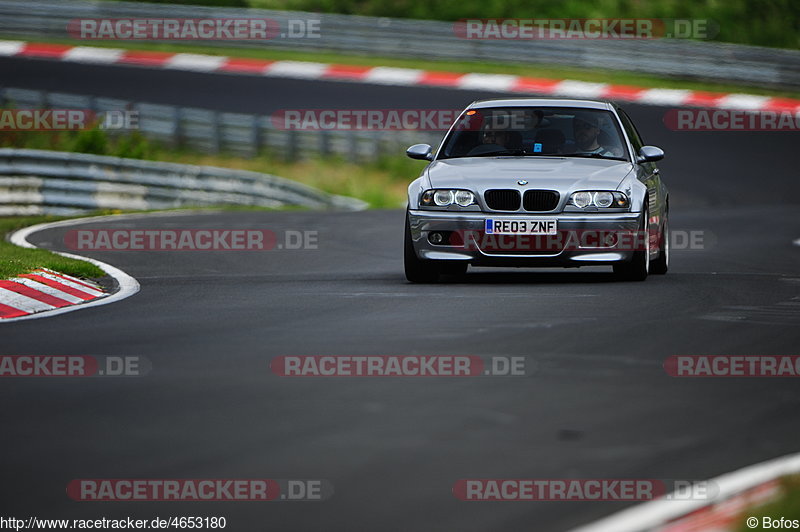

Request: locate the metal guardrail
(0, 148), (367, 215)
(0, 87), (443, 161)
(0, 0), (799, 89)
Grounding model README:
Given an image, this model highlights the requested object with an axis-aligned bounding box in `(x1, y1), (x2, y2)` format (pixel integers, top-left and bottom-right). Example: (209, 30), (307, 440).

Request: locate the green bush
(0, 117), (157, 160)
(121, 0), (248, 5)
(153, 0), (799, 49)
(68, 127), (108, 155)
(112, 131), (152, 159)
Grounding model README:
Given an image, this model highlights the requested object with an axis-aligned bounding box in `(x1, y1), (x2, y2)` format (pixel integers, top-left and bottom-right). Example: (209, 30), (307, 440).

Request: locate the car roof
(468, 98), (614, 110)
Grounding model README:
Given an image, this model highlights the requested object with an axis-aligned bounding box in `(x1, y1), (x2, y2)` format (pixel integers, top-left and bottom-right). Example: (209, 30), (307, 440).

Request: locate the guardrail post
(172, 106), (182, 148)
(372, 133), (382, 160)
(211, 111), (221, 154)
(347, 131), (358, 163)
(318, 129), (330, 157)
(250, 115), (261, 157)
(261, 120), (271, 157)
(286, 130), (298, 161)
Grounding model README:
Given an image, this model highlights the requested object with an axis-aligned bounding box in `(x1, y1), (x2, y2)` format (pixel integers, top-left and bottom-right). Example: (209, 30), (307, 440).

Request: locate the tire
(404, 213), (440, 283)
(650, 211), (669, 275)
(613, 207), (650, 281)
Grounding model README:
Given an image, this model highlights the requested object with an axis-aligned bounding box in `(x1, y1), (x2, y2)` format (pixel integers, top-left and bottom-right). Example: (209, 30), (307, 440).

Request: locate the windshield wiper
(473, 148), (528, 157)
(563, 153), (627, 161)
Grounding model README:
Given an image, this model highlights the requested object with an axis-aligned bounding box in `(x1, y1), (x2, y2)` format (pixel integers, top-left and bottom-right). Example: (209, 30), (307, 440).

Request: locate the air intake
(484, 189), (521, 211)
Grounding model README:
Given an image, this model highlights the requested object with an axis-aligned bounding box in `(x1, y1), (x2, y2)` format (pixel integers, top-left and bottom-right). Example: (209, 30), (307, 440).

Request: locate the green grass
(735, 475), (800, 531)
(0, 216), (105, 279)
(153, 151), (424, 208)
(4, 35), (799, 99)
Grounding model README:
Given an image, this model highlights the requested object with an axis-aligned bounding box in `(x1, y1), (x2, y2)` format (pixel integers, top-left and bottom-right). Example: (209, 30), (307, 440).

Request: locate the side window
(618, 108), (644, 154)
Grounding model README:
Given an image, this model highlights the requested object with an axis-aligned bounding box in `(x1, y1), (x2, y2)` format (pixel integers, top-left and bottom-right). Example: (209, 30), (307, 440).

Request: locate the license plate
(485, 218), (557, 235)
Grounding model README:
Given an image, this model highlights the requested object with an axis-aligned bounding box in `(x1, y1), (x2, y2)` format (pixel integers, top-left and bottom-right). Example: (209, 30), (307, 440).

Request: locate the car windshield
(438, 106), (628, 161)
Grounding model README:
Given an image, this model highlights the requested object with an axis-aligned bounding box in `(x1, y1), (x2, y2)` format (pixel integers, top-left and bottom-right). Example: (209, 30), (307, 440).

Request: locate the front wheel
(613, 208), (650, 281)
(650, 213), (669, 275)
(404, 214), (440, 283)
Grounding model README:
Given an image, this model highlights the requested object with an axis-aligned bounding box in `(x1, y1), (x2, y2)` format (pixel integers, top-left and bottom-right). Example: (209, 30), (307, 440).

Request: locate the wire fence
(0, 87), (443, 161)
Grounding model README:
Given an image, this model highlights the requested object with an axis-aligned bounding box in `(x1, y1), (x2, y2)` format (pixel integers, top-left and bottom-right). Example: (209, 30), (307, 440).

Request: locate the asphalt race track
(2, 56), (799, 531)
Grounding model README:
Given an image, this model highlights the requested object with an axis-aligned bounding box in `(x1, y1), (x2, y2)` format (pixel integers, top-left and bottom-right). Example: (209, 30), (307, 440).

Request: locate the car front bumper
(408, 209), (643, 267)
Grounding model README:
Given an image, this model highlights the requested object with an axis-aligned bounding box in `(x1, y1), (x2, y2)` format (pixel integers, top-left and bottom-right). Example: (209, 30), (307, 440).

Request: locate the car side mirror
(406, 143), (433, 161)
(637, 145), (664, 163)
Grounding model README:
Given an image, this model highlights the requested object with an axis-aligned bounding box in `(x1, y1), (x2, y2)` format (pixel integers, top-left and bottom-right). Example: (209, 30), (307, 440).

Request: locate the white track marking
(0, 40), (25, 56)
(456, 73), (519, 92)
(39, 268), (103, 290)
(29, 271), (105, 297)
(717, 94), (770, 110)
(166, 53), (228, 72)
(0, 288), (56, 313)
(9, 278), (85, 304)
(553, 80), (609, 98)
(265, 61), (330, 78)
(63, 46), (125, 64)
(364, 67), (424, 85)
(637, 89), (692, 106)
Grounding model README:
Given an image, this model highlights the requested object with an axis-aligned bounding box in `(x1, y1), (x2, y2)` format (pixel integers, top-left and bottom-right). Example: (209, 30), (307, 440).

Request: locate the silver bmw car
(404, 98), (669, 282)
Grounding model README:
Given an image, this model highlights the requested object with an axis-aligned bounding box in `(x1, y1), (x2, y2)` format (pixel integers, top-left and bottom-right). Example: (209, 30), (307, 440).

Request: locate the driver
(572, 114), (615, 156)
(480, 125), (512, 149)
(465, 117), (524, 156)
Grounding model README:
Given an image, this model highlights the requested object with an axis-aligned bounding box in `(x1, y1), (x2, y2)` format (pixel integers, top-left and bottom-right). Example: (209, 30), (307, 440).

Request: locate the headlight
(454, 190), (475, 207)
(434, 190), (455, 206)
(567, 191), (629, 209)
(594, 191), (614, 208)
(420, 189), (476, 208)
(572, 191), (593, 209)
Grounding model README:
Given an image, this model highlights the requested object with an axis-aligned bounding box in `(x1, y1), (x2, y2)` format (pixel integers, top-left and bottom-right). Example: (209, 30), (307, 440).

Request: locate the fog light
(429, 232), (445, 244)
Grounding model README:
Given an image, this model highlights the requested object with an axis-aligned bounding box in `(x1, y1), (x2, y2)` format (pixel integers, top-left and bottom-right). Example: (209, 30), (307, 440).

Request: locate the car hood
(427, 157), (633, 194)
